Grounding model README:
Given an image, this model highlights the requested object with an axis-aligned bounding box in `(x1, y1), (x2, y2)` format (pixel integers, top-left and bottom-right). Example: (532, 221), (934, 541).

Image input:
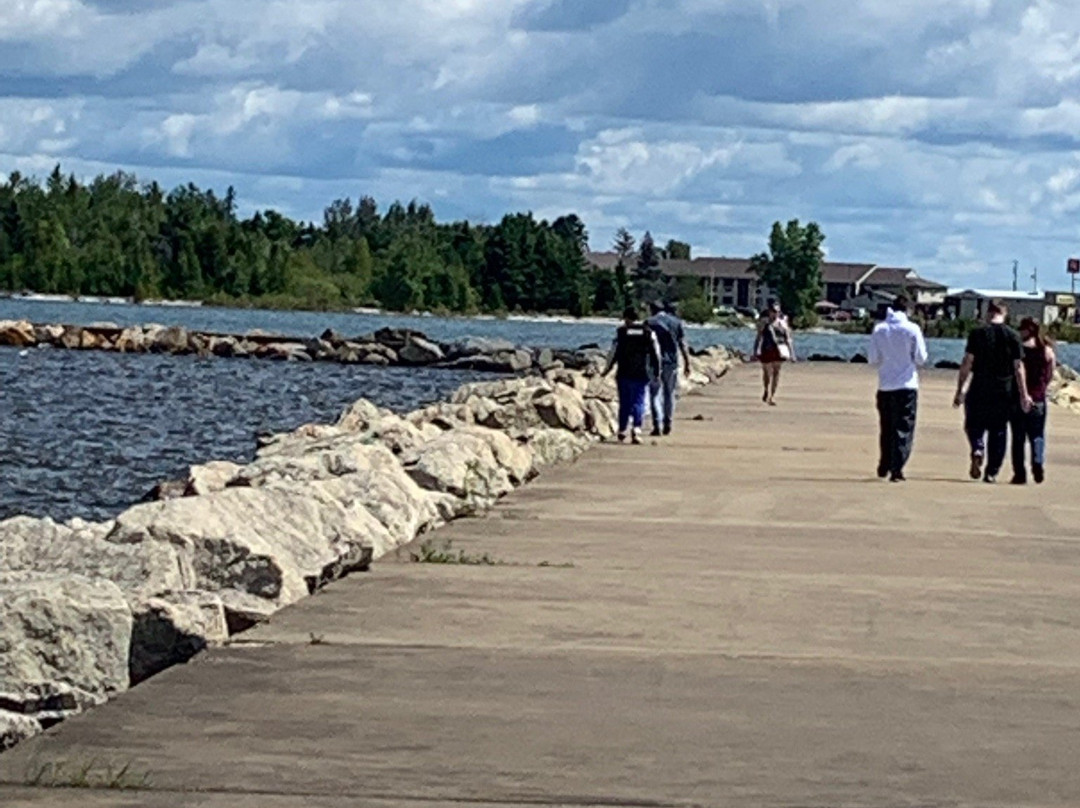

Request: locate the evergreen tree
(632, 231), (665, 305)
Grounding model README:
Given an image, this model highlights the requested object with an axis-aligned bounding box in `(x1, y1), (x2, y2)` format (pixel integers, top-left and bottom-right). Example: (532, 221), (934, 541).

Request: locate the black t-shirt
(965, 323), (1022, 395)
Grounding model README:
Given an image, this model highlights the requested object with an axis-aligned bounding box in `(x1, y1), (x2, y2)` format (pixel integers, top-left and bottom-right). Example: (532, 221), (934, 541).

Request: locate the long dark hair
(1018, 316), (1051, 350)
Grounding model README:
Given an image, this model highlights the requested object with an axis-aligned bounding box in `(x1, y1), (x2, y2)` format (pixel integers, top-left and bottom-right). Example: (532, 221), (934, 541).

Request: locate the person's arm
(913, 327), (929, 367)
(868, 329), (882, 366)
(785, 323), (796, 362)
(601, 338), (617, 377)
(1015, 359), (1032, 412)
(650, 331), (663, 375)
(954, 353), (974, 407)
(1046, 345), (1057, 389)
(752, 322), (763, 359)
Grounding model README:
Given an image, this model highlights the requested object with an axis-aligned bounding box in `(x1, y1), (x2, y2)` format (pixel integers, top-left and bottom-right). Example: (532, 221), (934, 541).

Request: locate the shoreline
(0, 337), (737, 753)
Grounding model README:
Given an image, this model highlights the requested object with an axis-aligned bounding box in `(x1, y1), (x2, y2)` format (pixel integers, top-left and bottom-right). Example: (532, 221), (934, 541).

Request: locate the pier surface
(5, 364), (1080, 807)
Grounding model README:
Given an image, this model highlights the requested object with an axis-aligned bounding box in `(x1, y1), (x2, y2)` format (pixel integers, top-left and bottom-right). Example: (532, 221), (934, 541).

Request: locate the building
(944, 289), (1078, 324)
(587, 252), (947, 314)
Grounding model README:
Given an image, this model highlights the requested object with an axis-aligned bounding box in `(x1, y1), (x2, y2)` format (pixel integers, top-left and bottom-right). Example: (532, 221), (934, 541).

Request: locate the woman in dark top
(752, 302), (795, 405)
(1010, 317), (1056, 484)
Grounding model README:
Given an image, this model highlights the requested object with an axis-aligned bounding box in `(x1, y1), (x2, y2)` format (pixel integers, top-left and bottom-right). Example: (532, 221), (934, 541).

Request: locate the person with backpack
(602, 306), (662, 444)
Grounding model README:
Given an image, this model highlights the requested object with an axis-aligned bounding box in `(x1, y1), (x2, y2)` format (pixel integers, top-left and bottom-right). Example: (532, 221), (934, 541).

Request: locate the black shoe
(877, 465), (889, 479)
(662, 423), (672, 436)
(969, 453), (983, 480)
(984, 473), (997, 484)
(1033, 464), (1045, 484)
(650, 427), (662, 437)
(889, 472), (906, 483)
(1009, 475), (1027, 485)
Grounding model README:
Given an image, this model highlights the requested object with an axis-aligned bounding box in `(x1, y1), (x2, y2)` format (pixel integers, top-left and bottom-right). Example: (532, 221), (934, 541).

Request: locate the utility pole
(1032, 266), (1038, 294)
(1012, 260), (1019, 292)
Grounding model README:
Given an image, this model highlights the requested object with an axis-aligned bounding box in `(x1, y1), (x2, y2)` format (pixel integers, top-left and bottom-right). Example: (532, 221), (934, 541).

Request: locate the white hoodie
(868, 310), (929, 391)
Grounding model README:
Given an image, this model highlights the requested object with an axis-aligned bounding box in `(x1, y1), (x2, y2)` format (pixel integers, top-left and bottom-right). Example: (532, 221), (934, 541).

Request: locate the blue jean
(650, 363), (679, 428)
(617, 378), (649, 433)
(1011, 401), (1047, 472)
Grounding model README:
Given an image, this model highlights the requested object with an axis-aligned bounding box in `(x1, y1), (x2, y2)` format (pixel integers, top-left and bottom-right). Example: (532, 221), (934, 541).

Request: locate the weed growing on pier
(410, 538), (499, 566)
(25, 758), (152, 790)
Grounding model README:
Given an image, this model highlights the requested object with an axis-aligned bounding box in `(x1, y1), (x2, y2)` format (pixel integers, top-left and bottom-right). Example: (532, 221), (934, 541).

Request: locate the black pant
(877, 389), (918, 475)
(965, 396), (1012, 477)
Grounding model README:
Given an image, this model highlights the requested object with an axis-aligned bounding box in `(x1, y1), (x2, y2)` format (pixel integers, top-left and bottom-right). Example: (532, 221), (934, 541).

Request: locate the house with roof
(587, 252), (948, 314)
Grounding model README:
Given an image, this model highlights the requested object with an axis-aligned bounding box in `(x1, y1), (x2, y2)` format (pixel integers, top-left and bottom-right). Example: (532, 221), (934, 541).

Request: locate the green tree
(749, 219), (825, 326)
(632, 230), (665, 305)
(664, 239), (691, 260)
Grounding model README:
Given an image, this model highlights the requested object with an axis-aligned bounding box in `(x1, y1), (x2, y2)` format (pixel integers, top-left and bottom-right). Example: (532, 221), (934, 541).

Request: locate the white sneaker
(631, 428), (642, 445)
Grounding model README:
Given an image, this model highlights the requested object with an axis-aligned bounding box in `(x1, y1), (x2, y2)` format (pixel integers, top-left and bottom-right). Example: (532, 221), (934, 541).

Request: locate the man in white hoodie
(868, 296), (929, 482)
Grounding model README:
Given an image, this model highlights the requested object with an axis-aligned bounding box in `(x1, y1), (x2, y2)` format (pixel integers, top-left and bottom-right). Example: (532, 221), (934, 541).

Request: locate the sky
(2, 0), (1080, 290)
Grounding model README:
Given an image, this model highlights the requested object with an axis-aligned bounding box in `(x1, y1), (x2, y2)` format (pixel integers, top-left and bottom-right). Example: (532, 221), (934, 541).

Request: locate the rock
(0, 319), (36, 347)
(255, 342), (311, 362)
(406, 430), (519, 512)
(304, 338), (337, 361)
(34, 323), (65, 345)
(129, 592), (228, 685)
(149, 325), (191, 354)
(398, 335), (445, 365)
(534, 347), (558, 371)
(583, 399), (617, 438)
(0, 710), (42, 751)
(210, 336), (241, 358)
(114, 326), (147, 353)
(185, 461), (242, 496)
(527, 428), (592, 467)
(850, 353), (869, 364)
(143, 478), (188, 501)
(372, 327), (429, 352)
(446, 336), (517, 359)
(106, 483), (389, 610)
(534, 386), (588, 432)
(0, 573), (133, 723)
(0, 515), (194, 598)
(320, 328), (347, 347)
(78, 329), (110, 350)
(807, 353), (845, 362)
(59, 327), (84, 350)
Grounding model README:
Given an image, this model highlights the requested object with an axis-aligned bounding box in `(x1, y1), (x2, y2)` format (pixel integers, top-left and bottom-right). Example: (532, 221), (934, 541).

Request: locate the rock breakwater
(0, 319), (607, 374)
(0, 340), (736, 752)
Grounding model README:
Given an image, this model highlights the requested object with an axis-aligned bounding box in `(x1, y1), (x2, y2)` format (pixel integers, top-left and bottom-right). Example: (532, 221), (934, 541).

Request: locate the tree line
(0, 166), (827, 323)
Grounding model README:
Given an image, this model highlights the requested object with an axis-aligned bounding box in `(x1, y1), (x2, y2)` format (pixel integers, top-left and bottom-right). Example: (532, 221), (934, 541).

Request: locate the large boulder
(0, 516), (193, 598)
(398, 335), (445, 365)
(185, 461), (243, 496)
(148, 325), (192, 354)
(0, 573), (133, 723)
(406, 430), (520, 512)
(129, 591), (229, 684)
(534, 386), (588, 432)
(527, 428), (592, 468)
(446, 336), (517, 359)
(34, 324), (65, 345)
(106, 483), (389, 612)
(255, 342), (311, 362)
(0, 320), (36, 347)
(114, 326), (148, 353)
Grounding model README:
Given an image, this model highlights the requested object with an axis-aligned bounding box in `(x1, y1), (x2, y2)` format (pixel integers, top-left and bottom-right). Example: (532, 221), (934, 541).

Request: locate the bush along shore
(0, 318), (615, 373)
(0, 343), (737, 753)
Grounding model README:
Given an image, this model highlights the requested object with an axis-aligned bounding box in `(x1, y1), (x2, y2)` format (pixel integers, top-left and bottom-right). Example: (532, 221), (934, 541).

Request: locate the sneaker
(630, 428), (642, 445)
(650, 427), (662, 437)
(984, 473), (997, 484)
(1033, 464), (1045, 484)
(889, 472), (906, 483)
(662, 423), (672, 436)
(1009, 475), (1027, 485)
(969, 452), (983, 480)
(617, 432), (627, 443)
(877, 465), (889, 479)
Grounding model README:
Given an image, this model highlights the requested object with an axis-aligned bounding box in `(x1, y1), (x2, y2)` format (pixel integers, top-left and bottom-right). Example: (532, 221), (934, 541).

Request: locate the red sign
(1069, 258), (1080, 274)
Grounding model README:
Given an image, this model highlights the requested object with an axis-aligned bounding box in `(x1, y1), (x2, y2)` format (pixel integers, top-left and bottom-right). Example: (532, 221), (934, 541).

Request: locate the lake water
(1, 297), (1075, 522)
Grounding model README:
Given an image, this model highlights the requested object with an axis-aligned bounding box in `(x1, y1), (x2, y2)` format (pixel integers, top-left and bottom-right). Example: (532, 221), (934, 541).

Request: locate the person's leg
(984, 400), (1009, 481)
(1009, 407), (1027, 483)
(1030, 402), (1047, 482)
(964, 399), (986, 479)
(876, 391), (892, 478)
(892, 389), (917, 479)
(761, 363), (770, 402)
(648, 379), (663, 435)
(616, 378), (631, 439)
(661, 364), (678, 433)
(630, 379), (648, 443)
(768, 363), (781, 403)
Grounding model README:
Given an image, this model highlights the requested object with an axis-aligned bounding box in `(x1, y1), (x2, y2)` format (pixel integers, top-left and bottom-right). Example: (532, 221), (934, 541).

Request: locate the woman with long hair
(1010, 316), (1056, 484)
(752, 302), (795, 405)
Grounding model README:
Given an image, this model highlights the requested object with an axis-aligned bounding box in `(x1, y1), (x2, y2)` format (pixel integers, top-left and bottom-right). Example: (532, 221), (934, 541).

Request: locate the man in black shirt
(953, 299), (1032, 483)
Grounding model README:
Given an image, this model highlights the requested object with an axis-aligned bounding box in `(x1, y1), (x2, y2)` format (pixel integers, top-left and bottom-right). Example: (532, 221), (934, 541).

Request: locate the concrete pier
(5, 363), (1080, 807)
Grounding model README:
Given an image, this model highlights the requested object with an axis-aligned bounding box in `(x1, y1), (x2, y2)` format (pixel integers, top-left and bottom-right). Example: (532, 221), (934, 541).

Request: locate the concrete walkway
(5, 364), (1080, 807)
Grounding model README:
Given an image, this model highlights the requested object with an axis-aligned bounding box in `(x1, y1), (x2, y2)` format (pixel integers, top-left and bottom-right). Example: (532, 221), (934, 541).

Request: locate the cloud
(2, 0), (1080, 289)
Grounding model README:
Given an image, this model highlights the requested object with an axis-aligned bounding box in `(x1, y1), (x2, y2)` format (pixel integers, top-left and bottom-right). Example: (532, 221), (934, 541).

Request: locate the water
(0, 347), (488, 523)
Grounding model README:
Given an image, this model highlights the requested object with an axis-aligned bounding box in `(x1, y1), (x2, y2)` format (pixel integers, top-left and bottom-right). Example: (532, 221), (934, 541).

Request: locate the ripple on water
(0, 347), (490, 522)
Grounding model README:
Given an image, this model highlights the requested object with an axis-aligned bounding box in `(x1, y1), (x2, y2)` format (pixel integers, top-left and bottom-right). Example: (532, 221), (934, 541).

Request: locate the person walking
(646, 301), (693, 436)
(953, 300), (1032, 483)
(867, 296), (928, 482)
(1009, 317), (1055, 484)
(752, 301), (795, 405)
(602, 306), (662, 444)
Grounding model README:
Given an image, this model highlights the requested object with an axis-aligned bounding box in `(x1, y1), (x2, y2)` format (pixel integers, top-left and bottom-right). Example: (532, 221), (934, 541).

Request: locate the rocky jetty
(0, 319), (610, 374)
(0, 342), (736, 751)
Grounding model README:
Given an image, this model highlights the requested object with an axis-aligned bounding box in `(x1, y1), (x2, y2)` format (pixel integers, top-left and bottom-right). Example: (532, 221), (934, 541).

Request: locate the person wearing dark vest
(647, 301), (693, 436)
(1009, 317), (1056, 484)
(602, 306), (662, 444)
(953, 299), (1032, 483)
